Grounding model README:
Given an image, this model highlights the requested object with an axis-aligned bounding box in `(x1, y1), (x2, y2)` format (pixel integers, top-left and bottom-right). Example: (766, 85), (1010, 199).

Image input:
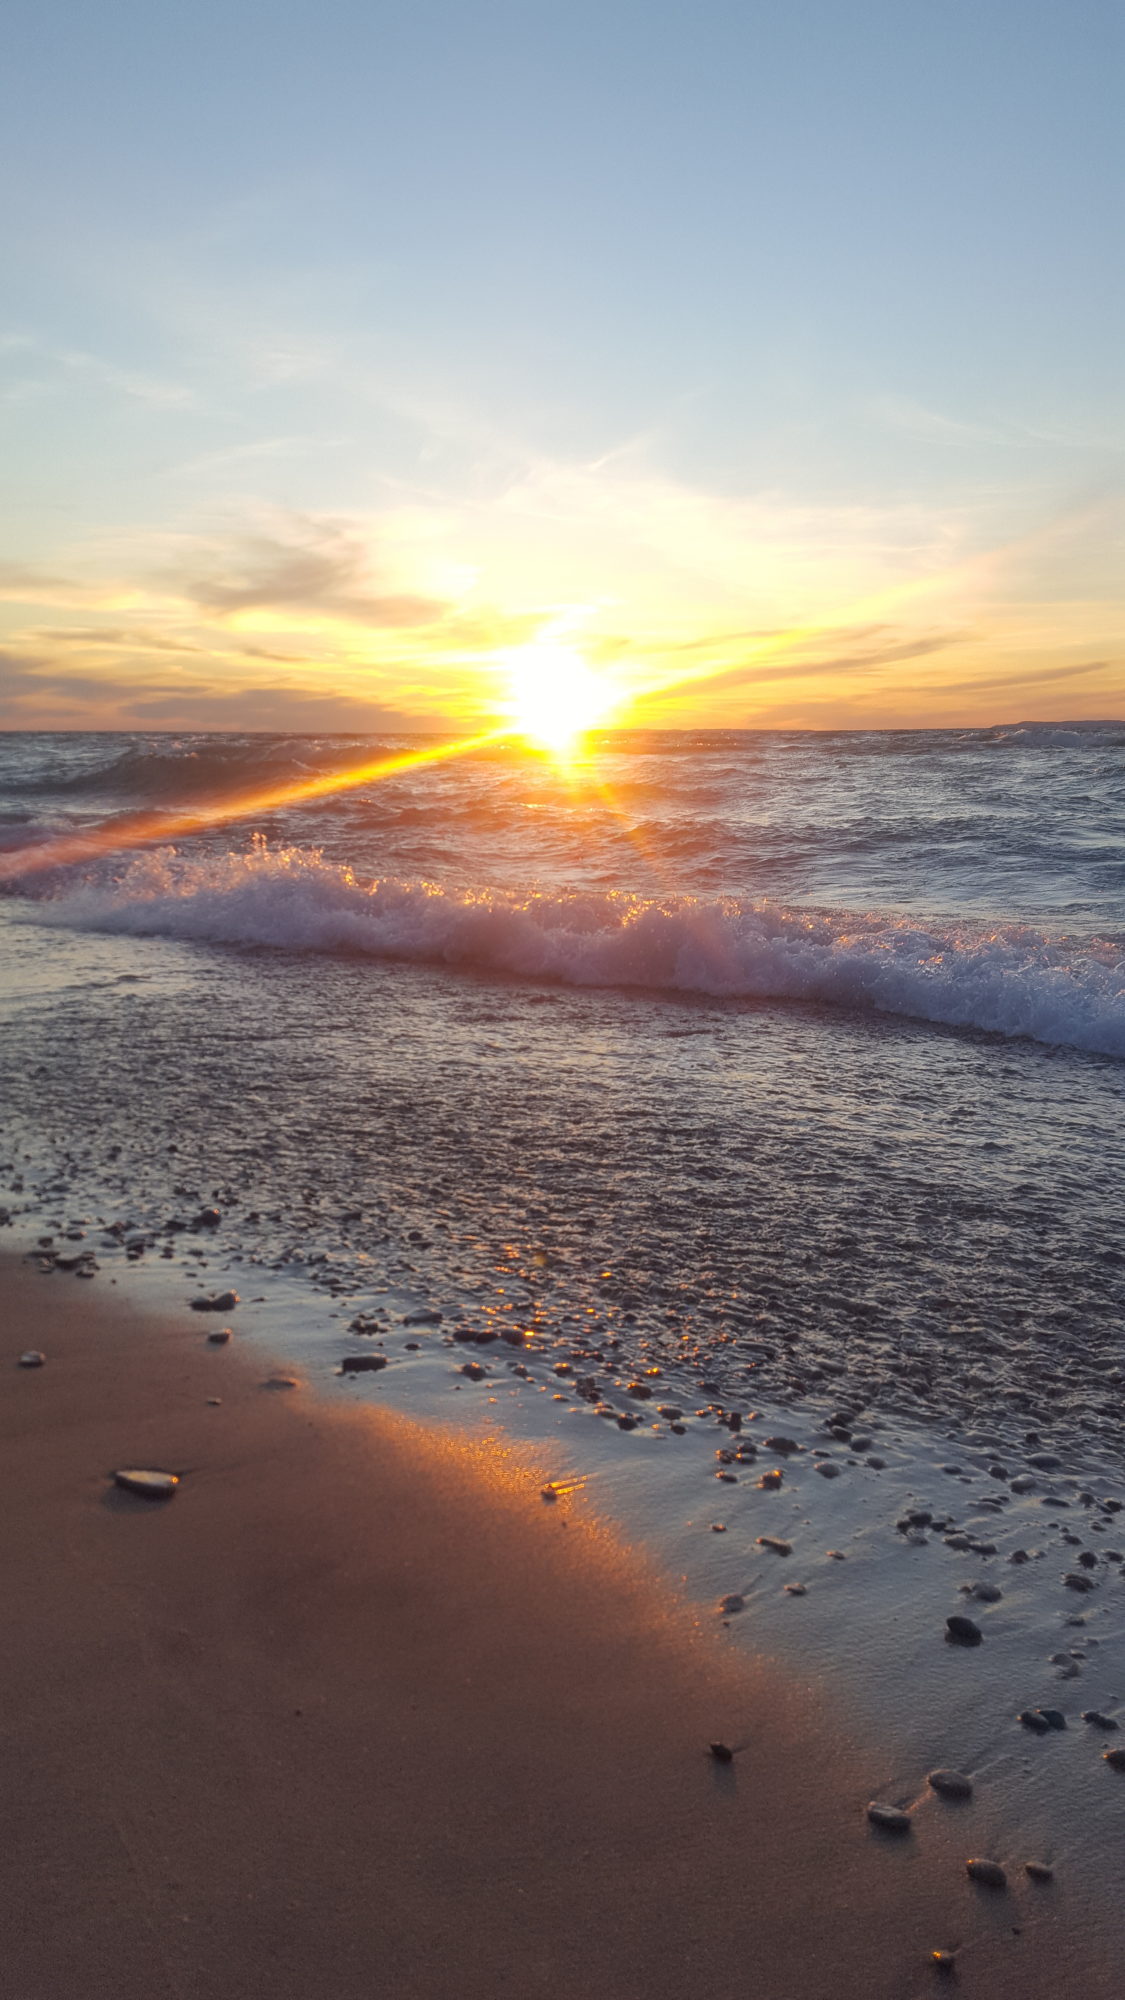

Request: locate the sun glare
(506, 643), (617, 752)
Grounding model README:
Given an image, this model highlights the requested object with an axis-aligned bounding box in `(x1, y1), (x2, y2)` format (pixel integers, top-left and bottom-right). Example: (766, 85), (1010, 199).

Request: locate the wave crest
(21, 840), (1125, 1057)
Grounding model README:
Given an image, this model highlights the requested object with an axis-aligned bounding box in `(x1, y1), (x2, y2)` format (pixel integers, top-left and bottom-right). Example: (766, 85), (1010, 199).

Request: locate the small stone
(709, 1741), (734, 1763)
(966, 1858), (1007, 1889)
(816, 1461), (841, 1479)
(718, 1593), (746, 1615)
(1025, 1862), (1054, 1882)
(263, 1375), (300, 1390)
(403, 1308), (443, 1326)
(459, 1361), (486, 1380)
(190, 1290), (239, 1312)
(783, 1581), (807, 1596)
(928, 1768), (973, 1799)
(1104, 1746), (1125, 1771)
(339, 1353), (388, 1374)
(757, 1469), (783, 1489)
(206, 1397), (222, 1406)
(1082, 1710), (1119, 1730)
(206, 1329), (231, 1345)
(867, 1802), (911, 1834)
(945, 1614), (983, 1646)
(18, 1350), (45, 1368)
(114, 1469), (178, 1500)
(931, 1950), (957, 1974)
(756, 1536), (792, 1556)
(1028, 1453), (1061, 1471)
(194, 1207), (221, 1228)
(763, 1435), (800, 1454)
(1018, 1710), (1052, 1734)
(1063, 1572), (1096, 1592)
(827, 1549), (847, 1560)
(968, 1581), (1002, 1603)
(1038, 1708), (1067, 1731)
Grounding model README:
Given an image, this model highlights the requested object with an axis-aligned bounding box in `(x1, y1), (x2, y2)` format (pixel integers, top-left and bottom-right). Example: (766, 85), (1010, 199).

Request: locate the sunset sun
(505, 643), (618, 752)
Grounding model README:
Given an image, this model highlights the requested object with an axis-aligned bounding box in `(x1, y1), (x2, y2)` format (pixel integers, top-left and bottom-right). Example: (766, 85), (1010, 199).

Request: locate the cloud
(167, 518), (450, 627)
(925, 659), (1114, 697)
(0, 648), (424, 732)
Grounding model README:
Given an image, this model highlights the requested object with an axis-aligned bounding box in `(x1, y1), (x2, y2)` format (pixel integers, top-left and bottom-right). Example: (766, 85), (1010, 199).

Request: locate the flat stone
(867, 1802), (911, 1834)
(1063, 1572), (1097, 1592)
(114, 1469), (178, 1500)
(783, 1581), (807, 1596)
(339, 1353), (388, 1374)
(763, 1435), (800, 1454)
(928, 1768), (973, 1799)
(945, 1614), (983, 1646)
(403, 1308), (443, 1326)
(1025, 1862), (1054, 1882)
(206, 1329), (231, 1345)
(756, 1536), (792, 1556)
(17, 1350), (45, 1368)
(262, 1375), (300, 1390)
(966, 1858), (1007, 1889)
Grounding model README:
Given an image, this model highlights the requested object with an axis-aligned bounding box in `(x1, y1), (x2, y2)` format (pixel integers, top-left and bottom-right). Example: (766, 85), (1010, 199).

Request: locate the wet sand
(0, 1255), (1115, 2000)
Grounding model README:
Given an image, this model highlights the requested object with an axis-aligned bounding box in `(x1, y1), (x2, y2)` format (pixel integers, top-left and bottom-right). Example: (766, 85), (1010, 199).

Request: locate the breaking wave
(23, 841), (1125, 1057)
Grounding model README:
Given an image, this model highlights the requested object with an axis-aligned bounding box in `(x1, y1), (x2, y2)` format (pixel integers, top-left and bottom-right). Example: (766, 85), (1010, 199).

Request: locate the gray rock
(867, 1802), (911, 1834)
(815, 1461), (842, 1479)
(17, 1350), (45, 1368)
(945, 1614), (983, 1646)
(928, 1768), (973, 1799)
(966, 1858), (1007, 1888)
(114, 1468), (178, 1500)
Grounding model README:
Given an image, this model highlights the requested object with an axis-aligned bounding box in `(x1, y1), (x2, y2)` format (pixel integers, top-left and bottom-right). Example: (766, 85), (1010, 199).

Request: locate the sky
(1, 0), (1122, 733)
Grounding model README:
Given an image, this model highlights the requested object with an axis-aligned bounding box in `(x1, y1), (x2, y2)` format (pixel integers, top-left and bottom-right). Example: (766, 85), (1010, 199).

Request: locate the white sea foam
(25, 841), (1125, 1057)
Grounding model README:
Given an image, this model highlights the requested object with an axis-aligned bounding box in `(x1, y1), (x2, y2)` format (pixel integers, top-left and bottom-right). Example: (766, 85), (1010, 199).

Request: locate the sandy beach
(4, 1251), (1119, 2000)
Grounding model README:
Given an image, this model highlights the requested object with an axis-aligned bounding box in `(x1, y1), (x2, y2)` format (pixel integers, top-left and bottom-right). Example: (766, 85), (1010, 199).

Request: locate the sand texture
(0, 1255), (1114, 1999)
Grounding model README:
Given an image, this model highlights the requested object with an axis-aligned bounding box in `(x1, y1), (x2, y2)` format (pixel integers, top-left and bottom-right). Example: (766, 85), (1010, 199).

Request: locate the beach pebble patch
(114, 1469), (178, 1500)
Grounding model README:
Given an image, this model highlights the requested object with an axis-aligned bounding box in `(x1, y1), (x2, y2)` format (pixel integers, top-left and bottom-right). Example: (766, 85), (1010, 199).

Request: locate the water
(4, 724), (1125, 1953)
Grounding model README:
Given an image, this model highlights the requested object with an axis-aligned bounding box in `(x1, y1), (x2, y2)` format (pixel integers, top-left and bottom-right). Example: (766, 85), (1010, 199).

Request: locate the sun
(505, 642), (617, 752)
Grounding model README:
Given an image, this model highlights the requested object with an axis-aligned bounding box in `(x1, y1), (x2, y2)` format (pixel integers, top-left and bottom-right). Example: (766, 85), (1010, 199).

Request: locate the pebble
(339, 1354), (388, 1374)
(931, 1950), (957, 1974)
(1104, 1747), (1125, 1771)
(718, 1593), (746, 1614)
(815, 1461), (841, 1479)
(964, 1581), (1002, 1603)
(190, 1290), (239, 1312)
(1082, 1710), (1119, 1730)
(194, 1207), (221, 1228)
(945, 1614), (983, 1646)
(1063, 1572), (1097, 1592)
(263, 1375), (300, 1390)
(114, 1469), (178, 1500)
(18, 1350), (46, 1368)
(757, 1469), (784, 1489)
(459, 1361), (486, 1380)
(206, 1397), (222, 1406)
(709, 1742), (734, 1763)
(763, 1435), (800, 1454)
(928, 1768), (973, 1799)
(206, 1329), (231, 1345)
(867, 1802), (911, 1834)
(403, 1308), (443, 1326)
(1018, 1710), (1052, 1734)
(1025, 1862), (1054, 1883)
(757, 1536), (792, 1557)
(965, 1858), (1007, 1889)
(1038, 1708), (1067, 1730)
(783, 1582), (807, 1596)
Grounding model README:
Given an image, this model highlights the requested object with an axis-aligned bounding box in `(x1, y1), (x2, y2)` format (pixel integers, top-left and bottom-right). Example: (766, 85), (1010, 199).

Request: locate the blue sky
(1, 0), (1122, 729)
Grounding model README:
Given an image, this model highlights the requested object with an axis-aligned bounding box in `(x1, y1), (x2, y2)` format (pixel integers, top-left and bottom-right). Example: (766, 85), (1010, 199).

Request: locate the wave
(6, 735), (417, 803)
(21, 840), (1125, 1057)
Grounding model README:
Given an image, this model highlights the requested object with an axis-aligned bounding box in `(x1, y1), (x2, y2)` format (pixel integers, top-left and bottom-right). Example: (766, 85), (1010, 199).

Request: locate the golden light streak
(0, 727), (508, 881)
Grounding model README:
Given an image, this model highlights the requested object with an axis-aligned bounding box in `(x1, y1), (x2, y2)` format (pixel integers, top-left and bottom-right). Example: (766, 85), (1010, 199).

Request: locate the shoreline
(3, 1251), (1113, 1999)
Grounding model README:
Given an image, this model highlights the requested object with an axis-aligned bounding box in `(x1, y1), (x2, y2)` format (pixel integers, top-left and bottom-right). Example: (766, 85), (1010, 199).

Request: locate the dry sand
(0, 1254), (1112, 1999)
